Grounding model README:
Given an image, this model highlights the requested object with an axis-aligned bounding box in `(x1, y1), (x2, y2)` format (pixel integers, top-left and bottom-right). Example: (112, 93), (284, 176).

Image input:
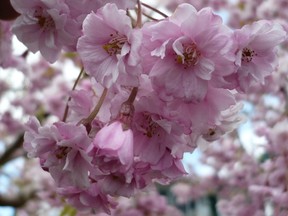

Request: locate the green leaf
(60, 205), (77, 216)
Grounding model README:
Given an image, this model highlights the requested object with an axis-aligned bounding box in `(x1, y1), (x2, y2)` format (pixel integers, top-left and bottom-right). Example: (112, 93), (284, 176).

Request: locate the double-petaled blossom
(141, 3), (235, 103)
(57, 183), (117, 214)
(132, 94), (189, 182)
(201, 102), (245, 142)
(87, 102), (135, 196)
(77, 3), (142, 88)
(87, 121), (134, 175)
(24, 117), (92, 188)
(176, 86), (239, 146)
(231, 20), (287, 92)
(87, 103), (134, 196)
(11, 0), (77, 62)
(133, 94), (192, 163)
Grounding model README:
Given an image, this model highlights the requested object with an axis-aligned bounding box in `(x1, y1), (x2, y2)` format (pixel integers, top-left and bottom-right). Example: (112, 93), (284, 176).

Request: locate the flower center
(241, 47), (257, 63)
(176, 43), (201, 69)
(55, 147), (70, 159)
(33, 7), (55, 32)
(140, 112), (160, 138)
(103, 32), (127, 56)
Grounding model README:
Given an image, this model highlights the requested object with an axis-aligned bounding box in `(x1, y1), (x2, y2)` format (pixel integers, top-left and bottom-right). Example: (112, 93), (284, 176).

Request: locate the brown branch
(0, 133), (24, 166)
(62, 67), (84, 122)
(0, 191), (35, 207)
(77, 88), (108, 127)
(141, 2), (168, 18)
(280, 86), (288, 116)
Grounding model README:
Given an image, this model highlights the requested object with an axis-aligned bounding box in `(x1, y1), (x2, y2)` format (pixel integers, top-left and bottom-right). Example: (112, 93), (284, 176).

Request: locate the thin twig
(126, 87), (138, 103)
(142, 12), (159, 21)
(141, 2), (168, 18)
(77, 88), (108, 126)
(62, 67), (84, 122)
(136, 0), (142, 28)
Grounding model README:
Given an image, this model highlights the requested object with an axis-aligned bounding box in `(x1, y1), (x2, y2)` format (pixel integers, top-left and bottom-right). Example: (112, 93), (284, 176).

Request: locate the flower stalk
(62, 67), (84, 122)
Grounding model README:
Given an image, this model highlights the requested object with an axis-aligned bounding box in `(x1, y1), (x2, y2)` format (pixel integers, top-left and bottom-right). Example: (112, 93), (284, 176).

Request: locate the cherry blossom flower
(96, 172), (139, 197)
(232, 20), (287, 92)
(174, 86), (238, 145)
(57, 183), (117, 214)
(87, 121), (134, 174)
(24, 117), (92, 188)
(11, 0), (76, 62)
(133, 94), (191, 164)
(77, 3), (142, 88)
(86, 100), (137, 197)
(201, 102), (245, 142)
(141, 3), (235, 102)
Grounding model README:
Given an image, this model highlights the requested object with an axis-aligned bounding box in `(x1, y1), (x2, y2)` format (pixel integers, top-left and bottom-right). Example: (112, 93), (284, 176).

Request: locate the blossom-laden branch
(5, 0), (287, 214)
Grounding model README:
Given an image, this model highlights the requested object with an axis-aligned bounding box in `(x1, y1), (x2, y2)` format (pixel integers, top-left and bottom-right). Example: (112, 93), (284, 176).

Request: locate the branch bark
(0, 191), (35, 207)
(0, 133), (24, 166)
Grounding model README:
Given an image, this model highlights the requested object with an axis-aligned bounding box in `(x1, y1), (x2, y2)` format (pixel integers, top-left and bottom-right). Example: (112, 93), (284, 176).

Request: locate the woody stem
(78, 88), (108, 126)
(62, 67), (84, 122)
(141, 2), (168, 18)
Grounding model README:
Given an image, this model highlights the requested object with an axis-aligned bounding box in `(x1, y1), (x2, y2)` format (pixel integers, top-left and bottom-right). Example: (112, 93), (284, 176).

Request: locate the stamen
(55, 147), (70, 159)
(34, 7), (55, 32)
(103, 32), (127, 56)
(140, 113), (160, 138)
(241, 47), (257, 63)
(175, 43), (201, 69)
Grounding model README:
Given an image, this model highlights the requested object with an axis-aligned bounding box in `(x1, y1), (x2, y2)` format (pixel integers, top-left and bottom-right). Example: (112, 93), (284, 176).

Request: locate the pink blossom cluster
(168, 34), (288, 214)
(171, 118), (288, 215)
(10, 0), (137, 62)
(92, 189), (183, 216)
(13, 0), (287, 214)
(170, 138), (265, 215)
(250, 120), (288, 213)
